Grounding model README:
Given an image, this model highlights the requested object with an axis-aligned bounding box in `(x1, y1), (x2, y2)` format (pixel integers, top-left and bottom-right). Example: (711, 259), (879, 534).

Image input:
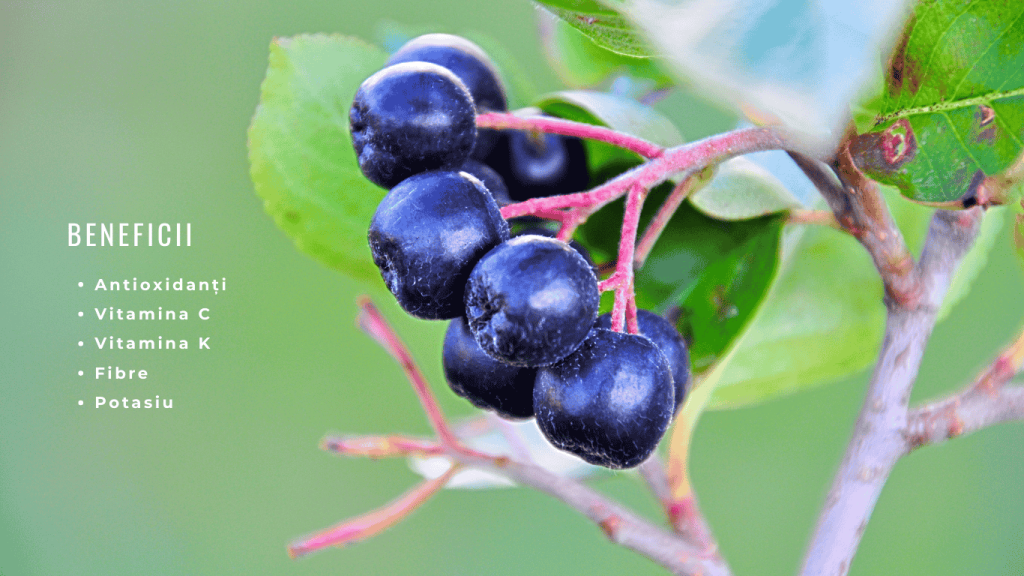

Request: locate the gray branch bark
(793, 148), (985, 575)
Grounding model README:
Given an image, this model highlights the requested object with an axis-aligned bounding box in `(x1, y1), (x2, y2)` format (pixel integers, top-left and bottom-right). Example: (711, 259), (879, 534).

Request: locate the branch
(799, 207), (984, 576)
(638, 455), (719, 554)
(318, 299), (734, 576)
(449, 447), (731, 576)
(907, 329), (1024, 448)
(788, 149), (917, 305)
(634, 175), (700, 269)
(289, 465), (460, 557)
(357, 297), (461, 449)
(907, 385), (1024, 448)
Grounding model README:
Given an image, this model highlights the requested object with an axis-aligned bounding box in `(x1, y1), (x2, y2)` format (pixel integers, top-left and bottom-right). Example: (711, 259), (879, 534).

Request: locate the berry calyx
(369, 171), (508, 320)
(534, 328), (675, 469)
(350, 61), (476, 189)
(443, 317), (536, 419)
(465, 235), (599, 367)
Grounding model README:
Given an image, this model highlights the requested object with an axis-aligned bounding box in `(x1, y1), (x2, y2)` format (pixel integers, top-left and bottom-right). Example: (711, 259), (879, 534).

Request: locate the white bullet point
(78, 400), (84, 406)
(78, 282), (84, 287)
(78, 341), (83, 347)
(78, 311), (84, 317)
(78, 370), (84, 376)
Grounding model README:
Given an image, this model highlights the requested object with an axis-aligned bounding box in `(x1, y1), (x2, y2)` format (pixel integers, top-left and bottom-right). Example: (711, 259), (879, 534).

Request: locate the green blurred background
(1, 2), (1022, 575)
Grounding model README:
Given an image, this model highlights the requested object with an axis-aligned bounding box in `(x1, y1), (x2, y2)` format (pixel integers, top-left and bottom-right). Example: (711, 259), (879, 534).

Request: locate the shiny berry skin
(350, 62), (476, 189)
(387, 33), (507, 159)
(460, 159), (511, 207)
(596, 309), (690, 411)
(443, 317), (536, 420)
(387, 34), (506, 114)
(368, 171), (509, 320)
(513, 226), (595, 272)
(534, 329), (675, 469)
(506, 129), (588, 201)
(465, 235), (599, 367)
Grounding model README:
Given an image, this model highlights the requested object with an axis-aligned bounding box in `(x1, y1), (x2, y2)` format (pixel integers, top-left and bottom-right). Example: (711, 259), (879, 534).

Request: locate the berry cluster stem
(477, 112), (664, 159)
(634, 175), (699, 269)
(497, 126), (804, 337)
(607, 182), (648, 334)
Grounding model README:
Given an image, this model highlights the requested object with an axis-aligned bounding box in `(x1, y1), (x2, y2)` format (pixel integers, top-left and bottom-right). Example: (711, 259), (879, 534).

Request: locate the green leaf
(248, 34), (388, 282)
(537, 90), (682, 146)
(577, 187), (784, 367)
(536, 90), (682, 186)
(534, 0), (656, 57)
(688, 157), (802, 221)
(851, 0), (1024, 205)
(675, 216), (785, 371)
(616, 0), (911, 148)
(542, 16), (672, 90)
(707, 222), (883, 408)
(706, 191), (1006, 409)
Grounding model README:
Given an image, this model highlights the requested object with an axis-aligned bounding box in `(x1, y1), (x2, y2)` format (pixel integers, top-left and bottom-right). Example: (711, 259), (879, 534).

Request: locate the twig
(634, 176), (699, 269)
(288, 464), (460, 557)
(357, 297), (461, 449)
(607, 182), (648, 334)
(477, 112), (665, 159)
(786, 209), (844, 231)
(318, 298), (734, 576)
(638, 456), (717, 551)
(799, 207), (984, 576)
(788, 149), (917, 305)
(449, 447), (731, 576)
(321, 434), (446, 458)
(907, 329), (1024, 448)
(907, 385), (1024, 448)
(501, 126), (810, 222)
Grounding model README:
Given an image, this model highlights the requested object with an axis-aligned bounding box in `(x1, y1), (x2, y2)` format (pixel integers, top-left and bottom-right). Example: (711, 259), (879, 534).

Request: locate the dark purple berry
(465, 235), (599, 367)
(596, 309), (690, 411)
(443, 317), (536, 420)
(460, 159), (511, 207)
(369, 171), (508, 319)
(387, 33), (507, 159)
(505, 129), (588, 201)
(350, 62), (476, 189)
(513, 226), (595, 272)
(534, 329), (675, 469)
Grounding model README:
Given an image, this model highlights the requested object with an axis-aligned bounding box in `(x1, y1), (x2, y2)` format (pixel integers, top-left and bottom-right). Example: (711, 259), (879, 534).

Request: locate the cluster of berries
(349, 34), (689, 469)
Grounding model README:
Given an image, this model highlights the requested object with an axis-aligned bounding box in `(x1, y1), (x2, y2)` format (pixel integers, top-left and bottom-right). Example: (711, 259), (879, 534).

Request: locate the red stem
(477, 112), (665, 159)
(635, 176), (697, 269)
(288, 464), (459, 557)
(357, 298), (460, 449)
(609, 183), (647, 334)
(499, 127), (794, 223)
